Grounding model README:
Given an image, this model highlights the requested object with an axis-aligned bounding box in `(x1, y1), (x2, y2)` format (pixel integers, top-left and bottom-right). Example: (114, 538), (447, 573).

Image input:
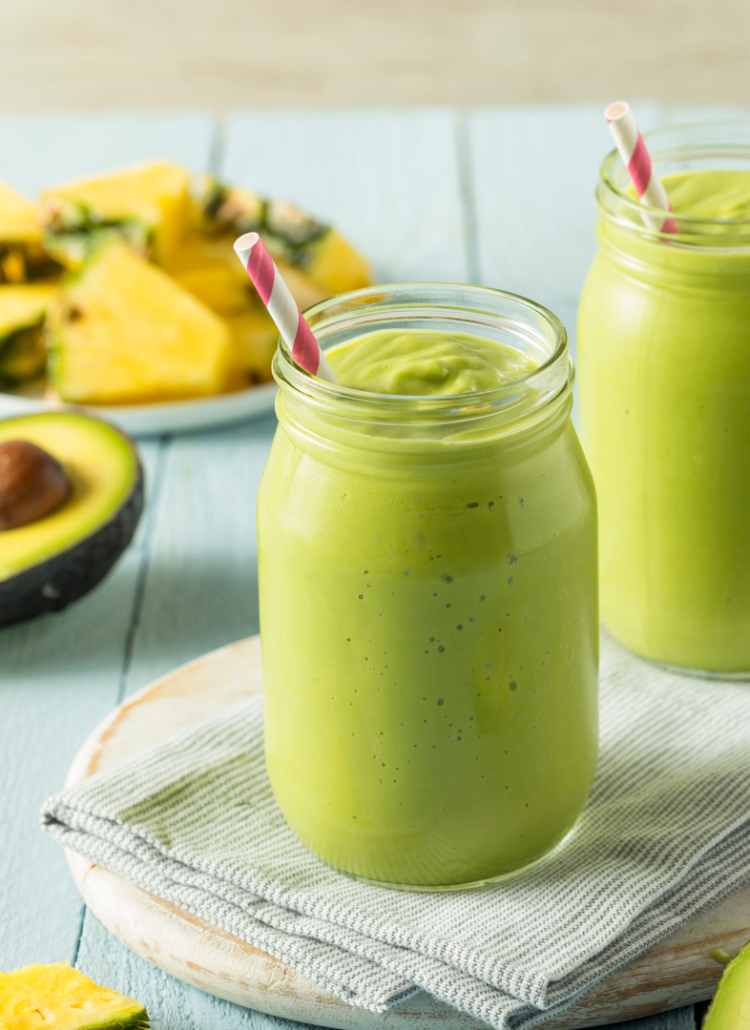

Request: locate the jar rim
(272, 282), (572, 431)
(597, 120), (750, 245)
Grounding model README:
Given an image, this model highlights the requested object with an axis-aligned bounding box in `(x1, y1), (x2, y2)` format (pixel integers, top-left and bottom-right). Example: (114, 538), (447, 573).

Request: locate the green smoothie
(258, 311), (598, 887)
(579, 167), (750, 672)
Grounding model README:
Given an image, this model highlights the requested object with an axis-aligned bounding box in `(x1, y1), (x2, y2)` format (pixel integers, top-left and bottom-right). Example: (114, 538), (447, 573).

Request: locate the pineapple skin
(0, 284), (58, 385)
(41, 162), (190, 269)
(47, 239), (238, 405)
(0, 181), (63, 285)
(0, 961), (149, 1030)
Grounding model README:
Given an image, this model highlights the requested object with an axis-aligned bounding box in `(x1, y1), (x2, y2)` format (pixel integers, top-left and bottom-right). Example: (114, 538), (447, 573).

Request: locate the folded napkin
(43, 632), (750, 1030)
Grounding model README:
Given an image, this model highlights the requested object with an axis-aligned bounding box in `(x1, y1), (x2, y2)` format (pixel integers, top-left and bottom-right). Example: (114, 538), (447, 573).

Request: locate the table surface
(1, 102), (744, 1030)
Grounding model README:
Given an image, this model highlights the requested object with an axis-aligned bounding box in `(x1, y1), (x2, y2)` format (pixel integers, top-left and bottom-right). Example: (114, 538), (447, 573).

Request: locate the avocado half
(0, 412), (143, 627)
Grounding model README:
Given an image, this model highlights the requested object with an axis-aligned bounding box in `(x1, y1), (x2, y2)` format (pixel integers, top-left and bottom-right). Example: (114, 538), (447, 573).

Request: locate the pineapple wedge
(0, 181), (61, 285)
(165, 230), (329, 316)
(41, 161), (190, 268)
(224, 306), (279, 384)
(164, 230), (255, 315)
(0, 283), (57, 385)
(47, 239), (236, 405)
(0, 961), (149, 1029)
(192, 177), (372, 297)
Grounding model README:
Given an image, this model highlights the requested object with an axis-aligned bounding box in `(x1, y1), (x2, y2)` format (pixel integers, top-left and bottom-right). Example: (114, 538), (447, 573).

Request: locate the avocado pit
(0, 440), (71, 530)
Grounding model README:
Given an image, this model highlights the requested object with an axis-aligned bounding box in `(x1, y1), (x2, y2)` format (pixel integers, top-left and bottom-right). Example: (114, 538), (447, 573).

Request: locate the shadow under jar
(578, 122), (750, 677)
(258, 284), (599, 889)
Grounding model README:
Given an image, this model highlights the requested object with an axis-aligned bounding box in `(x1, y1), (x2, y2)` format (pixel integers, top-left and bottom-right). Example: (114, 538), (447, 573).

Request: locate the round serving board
(66, 637), (749, 1029)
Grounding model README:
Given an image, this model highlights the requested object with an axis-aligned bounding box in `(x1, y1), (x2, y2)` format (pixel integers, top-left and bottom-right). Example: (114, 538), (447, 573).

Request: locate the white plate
(0, 381), (278, 436)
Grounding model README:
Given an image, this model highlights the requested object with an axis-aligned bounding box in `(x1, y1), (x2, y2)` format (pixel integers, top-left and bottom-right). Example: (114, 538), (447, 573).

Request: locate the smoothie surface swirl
(662, 170), (750, 220)
(327, 329), (537, 396)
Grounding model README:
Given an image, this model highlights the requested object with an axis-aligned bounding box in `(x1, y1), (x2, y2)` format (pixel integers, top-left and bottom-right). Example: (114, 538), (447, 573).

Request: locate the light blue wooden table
(2, 102), (739, 1029)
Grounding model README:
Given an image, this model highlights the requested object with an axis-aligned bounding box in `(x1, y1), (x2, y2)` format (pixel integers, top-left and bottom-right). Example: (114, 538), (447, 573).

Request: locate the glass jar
(258, 283), (598, 889)
(578, 122), (750, 676)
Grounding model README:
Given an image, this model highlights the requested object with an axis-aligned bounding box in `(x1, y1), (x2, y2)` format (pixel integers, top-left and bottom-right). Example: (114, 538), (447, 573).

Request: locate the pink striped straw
(233, 232), (338, 384)
(604, 102), (678, 234)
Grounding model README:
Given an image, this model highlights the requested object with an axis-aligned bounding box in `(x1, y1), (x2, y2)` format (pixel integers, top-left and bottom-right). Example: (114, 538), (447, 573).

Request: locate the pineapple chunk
(225, 306), (279, 384)
(0, 182), (62, 285)
(0, 284), (57, 385)
(47, 239), (236, 405)
(0, 961), (149, 1029)
(164, 230), (255, 315)
(41, 162), (190, 268)
(166, 231), (329, 317)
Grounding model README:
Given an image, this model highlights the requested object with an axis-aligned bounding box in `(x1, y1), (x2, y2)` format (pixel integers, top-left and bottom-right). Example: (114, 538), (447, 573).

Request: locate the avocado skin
(0, 460), (143, 627)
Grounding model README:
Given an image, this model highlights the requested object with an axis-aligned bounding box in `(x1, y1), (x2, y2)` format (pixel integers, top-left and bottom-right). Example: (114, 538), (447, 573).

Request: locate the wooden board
(65, 636), (747, 1030)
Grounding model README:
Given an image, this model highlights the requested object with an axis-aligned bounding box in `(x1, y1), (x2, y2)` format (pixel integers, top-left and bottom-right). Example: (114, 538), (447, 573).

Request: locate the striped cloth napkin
(42, 632), (750, 1030)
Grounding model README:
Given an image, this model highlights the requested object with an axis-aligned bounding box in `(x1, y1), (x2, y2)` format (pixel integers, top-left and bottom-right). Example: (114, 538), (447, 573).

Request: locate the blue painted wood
(0, 111), (216, 198)
(465, 102), (665, 367)
(222, 108), (469, 284)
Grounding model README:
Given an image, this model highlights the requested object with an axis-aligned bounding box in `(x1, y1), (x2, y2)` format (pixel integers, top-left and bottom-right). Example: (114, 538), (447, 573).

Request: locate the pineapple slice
(192, 177), (372, 297)
(164, 230), (255, 315)
(0, 284), (57, 385)
(47, 239), (236, 405)
(224, 306), (279, 384)
(0, 182), (62, 285)
(165, 230), (329, 316)
(41, 162), (190, 268)
(0, 961), (149, 1029)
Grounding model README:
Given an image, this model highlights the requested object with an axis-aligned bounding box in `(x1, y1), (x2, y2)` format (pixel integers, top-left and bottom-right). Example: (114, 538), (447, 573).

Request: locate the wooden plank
(465, 102), (665, 363)
(1, 1), (749, 112)
(222, 108), (469, 284)
(666, 105), (750, 124)
(0, 111), (216, 198)
(0, 439), (161, 969)
(115, 417), (277, 699)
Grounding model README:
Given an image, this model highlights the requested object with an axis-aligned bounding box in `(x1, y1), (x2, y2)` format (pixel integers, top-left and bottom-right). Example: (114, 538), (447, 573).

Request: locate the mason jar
(578, 122), (750, 676)
(258, 283), (598, 889)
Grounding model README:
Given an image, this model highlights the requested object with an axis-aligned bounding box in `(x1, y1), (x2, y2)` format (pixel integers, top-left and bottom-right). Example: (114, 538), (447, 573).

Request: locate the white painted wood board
(66, 638), (733, 1030)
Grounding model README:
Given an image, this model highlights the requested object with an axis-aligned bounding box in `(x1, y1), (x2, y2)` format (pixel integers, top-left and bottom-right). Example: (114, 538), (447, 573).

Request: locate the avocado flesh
(0, 961), (149, 1029)
(704, 942), (750, 1028)
(0, 412), (137, 582)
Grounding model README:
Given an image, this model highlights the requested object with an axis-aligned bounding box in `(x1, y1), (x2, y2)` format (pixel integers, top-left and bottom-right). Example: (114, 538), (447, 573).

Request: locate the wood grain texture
(222, 109), (469, 284)
(66, 638), (723, 1030)
(0, 1), (750, 111)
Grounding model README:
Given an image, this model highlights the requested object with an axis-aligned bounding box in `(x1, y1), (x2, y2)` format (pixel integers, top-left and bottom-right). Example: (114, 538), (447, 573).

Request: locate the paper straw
(604, 102), (678, 234)
(233, 232), (338, 384)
